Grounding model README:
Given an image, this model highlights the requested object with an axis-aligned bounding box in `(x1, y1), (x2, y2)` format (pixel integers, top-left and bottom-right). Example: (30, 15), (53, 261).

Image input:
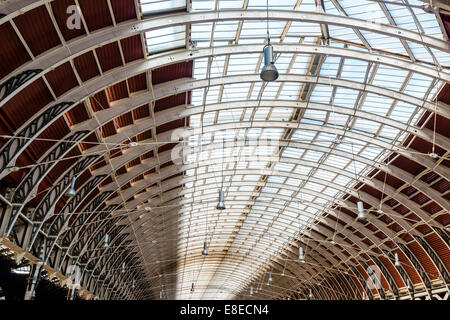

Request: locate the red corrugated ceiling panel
(391, 155), (425, 176)
(156, 119), (187, 134)
(431, 178), (449, 193)
(96, 42), (123, 73)
(137, 130), (152, 142)
(434, 213), (449, 226)
(424, 232), (450, 271)
(133, 104), (150, 120)
(154, 93), (189, 112)
(0, 22), (31, 79)
(121, 35), (144, 63)
(152, 61), (193, 85)
(128, 73), (147, 93)
(73, 51), (100, 82)
(65, 102), (90, 126)
(13, 5), (61, 56)
(1, 78), (54, 130)
(45, 62), (79, 97)
(27, 117), (70, 160)
(407, 241), (440, 280)
(78, 0), (113, 32)
(101, 121), (117, 138)
(115, 112), (133, 129)
(51, 0), (86, 41)
(80, 132), (99, 151)
(46, 147), (81, 184)
(90, 91), (109, 111)
(110, 0), (137, 23)
(107, 81), (129, 102)
(396, 249), (421, 284)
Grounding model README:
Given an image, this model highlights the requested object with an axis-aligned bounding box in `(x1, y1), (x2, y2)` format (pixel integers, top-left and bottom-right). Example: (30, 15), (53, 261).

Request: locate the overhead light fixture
(299, 247), (305, 262)
(132, 279), (135, 289)
(217, 139), (226, 210)
(309, 289), (313, 299)
(104, 234), (109, 248)
(250, 286), (254, 296)
(268, 271), (273, 283)
(122, 262), (126, 273)
(357, 201), (366, 221)
(260, 0), (278, 82)
(202, 241), (209, 256)
(216, 190), (226, 210)
(65, 176), (77, 198)
(394, 252), (401, 267)
(407, 279), (412, 290)
(260, 42), (279, 82)
(160, 291), (163, 299)
(144, 206), (152, 212)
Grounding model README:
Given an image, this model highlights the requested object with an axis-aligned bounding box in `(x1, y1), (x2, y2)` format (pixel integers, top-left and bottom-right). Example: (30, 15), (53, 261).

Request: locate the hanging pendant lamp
(202, 241), (209, 256)
(299, 247), (305, 262)
(216, 190), (226, 210)
(357, 201), (366, 221)
(65, 176), (77, 198)
(260, 0), (278, 82)
(394, 252), (401, 267)
(260, 42), (279, 82)
(104, 233), (109, 247)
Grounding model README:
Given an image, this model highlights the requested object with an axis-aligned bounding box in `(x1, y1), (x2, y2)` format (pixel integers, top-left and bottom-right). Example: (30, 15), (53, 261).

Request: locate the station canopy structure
(0, 0), (448, 300)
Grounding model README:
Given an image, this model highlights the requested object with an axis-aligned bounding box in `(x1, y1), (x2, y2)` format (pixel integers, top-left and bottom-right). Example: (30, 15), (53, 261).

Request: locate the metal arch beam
(103, 165), (402, 247)
(108, 182), (442, 290)
(2, 71), (448, 185)
(17, 114), (450, 258)
(103, 146), (446, 232)
(46, 135), (440, 265)
(73, 200), (370, 300)
(33, 124), (444, 260)
(26, 116), (444, 249)
(2, 8), (450, 98)
(66, 159), (440, 288)
(71, 98), (450, 151)
(15, 94), (447, 244)
(95, 121), (445, 229)
(46, 126), (446, 242)
(48, 142), (446, 290)
(83, 195), (394, 298)
(1, 51), (449, 181)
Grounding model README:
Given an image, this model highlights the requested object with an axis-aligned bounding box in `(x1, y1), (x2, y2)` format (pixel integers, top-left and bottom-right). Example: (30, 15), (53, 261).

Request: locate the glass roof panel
(138, 0), (450, 299)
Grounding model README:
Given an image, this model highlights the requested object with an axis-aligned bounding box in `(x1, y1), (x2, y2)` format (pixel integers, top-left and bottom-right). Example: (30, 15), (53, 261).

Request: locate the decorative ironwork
(0, 69), (42, 102)
(350, 265), (373, 300)
(13, 131), (90, 204)
(382, 249), (412, 291)
(414, 236), (449, 284)
(324, 276), (344, 300)
(62, 198), (114, 249)
(397, 243), (432, 292)
(370, 254), (399, 298)
(334, 273), (354, 300)
(342, 272), (362, 300)
(433, 227), (450, 248)
(0, 101), (73, 176)
(359, 259), (385, 299)
(27, 155), (99, 250)
(76, 217), (123, 261)
(47, 175), (107, 236)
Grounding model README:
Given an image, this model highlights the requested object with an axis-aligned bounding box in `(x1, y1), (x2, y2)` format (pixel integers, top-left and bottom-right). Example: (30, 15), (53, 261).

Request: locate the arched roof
(0, 0), (448, 300)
